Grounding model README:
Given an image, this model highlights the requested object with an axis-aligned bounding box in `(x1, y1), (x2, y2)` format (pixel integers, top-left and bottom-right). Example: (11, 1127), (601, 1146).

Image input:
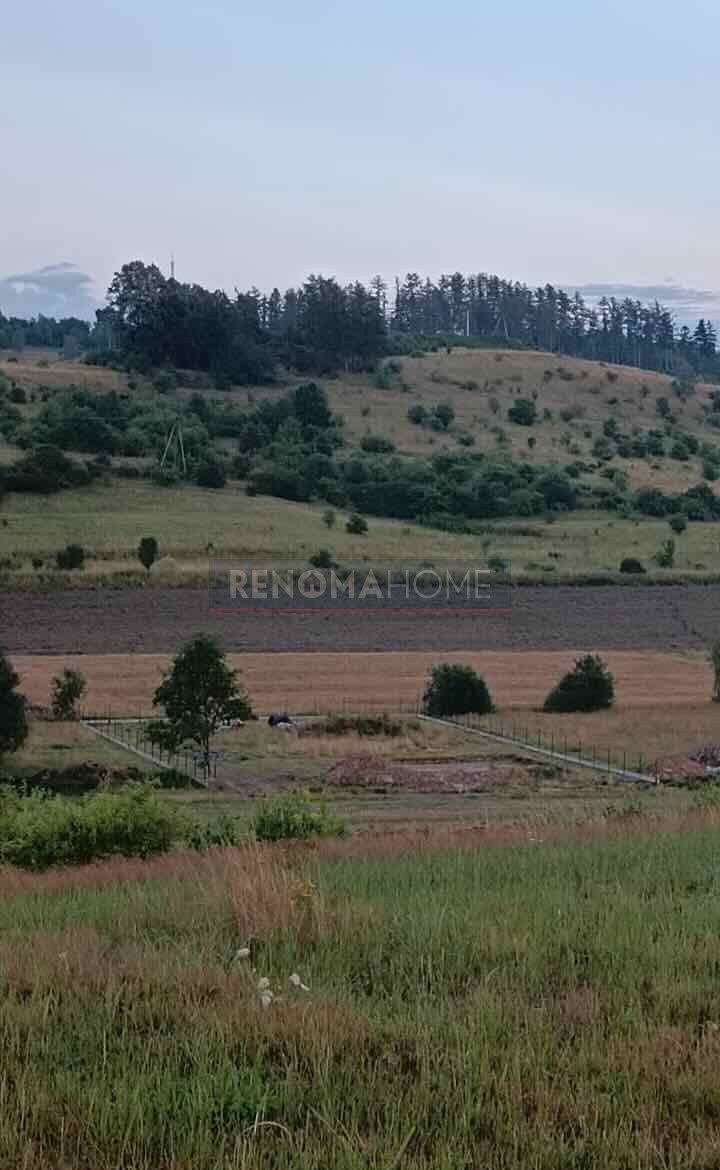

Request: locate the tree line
(2, 261), (719, 379)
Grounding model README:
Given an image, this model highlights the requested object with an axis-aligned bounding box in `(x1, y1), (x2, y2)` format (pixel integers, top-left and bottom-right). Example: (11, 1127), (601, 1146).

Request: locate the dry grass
(11, 648), (711, 714)
(1, 348), (130, 392)
(482, 700), (720, 763)
(3, 717), (148, 775)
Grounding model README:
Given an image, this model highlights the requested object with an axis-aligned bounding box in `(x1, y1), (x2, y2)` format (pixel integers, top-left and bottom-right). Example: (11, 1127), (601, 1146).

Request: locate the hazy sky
(2, 0), (720, 314)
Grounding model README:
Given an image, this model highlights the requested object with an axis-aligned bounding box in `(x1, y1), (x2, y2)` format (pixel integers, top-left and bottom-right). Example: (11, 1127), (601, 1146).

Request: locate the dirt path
(2, 583), (719, 654)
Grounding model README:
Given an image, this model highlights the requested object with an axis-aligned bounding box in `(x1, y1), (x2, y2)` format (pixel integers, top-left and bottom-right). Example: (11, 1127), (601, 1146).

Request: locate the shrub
(619, 557), (646, 575)
(669, 513), (687, 534)
(507, 398), (537, 426)
(406, 404), (427, 425)
(50, 668), (86, 720)
(655, 538), (675, 568)
(309, 548), (336, 569)
(322, 508), (336, 529)
(361, 434), (395, 454)
(0, 652), (28, 755)
(345, 513), (368, 535)
(186, 813), (243, 849)
(195, 459), (226, 489)
(423, 663), (494, 718)
(543, 654), (615, 713)
(304, 713), (403, 737)
(431, 402), (455, 430)
(487, 554), (509, 573)
(0, 785), (184, 870)
(254, 790), (346, 842)
(138, 535), (159, 573)
(55, 543), (85, 571)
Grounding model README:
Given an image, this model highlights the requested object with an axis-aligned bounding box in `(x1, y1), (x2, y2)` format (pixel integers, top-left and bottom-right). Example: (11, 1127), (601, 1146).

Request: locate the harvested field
(3, 582), (720, 654)
(11, 649), (710, 714)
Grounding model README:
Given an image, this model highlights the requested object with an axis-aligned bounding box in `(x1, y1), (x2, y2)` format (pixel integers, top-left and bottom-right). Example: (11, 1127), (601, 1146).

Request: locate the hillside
(3, 344), (716, 496)
(3, 345), (720, 587)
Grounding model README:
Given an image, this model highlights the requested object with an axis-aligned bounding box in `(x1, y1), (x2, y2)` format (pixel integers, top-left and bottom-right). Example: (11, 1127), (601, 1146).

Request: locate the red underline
(207, 607), (514, 615)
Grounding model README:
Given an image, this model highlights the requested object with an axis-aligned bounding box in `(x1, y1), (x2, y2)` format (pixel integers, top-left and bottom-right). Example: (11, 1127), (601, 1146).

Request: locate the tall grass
(3, 819), (720, 1166)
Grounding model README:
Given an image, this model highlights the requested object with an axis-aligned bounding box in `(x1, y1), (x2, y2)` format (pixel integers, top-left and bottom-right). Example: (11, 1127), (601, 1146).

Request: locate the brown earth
(2, 583), (720, 655)
(11, 649), (709, 715)
(327, 755), (533, 793)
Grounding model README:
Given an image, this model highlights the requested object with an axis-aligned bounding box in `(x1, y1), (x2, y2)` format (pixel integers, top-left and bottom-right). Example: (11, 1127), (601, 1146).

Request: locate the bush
(407, 404), (428, 425)
(254, 790), (346, 843)
(55, 543), (85, 571)
(507, 398), (538, 426)
(309, 548), (336, 569)
(345, 513), (368, 535)
(361, 434), (395, 454)
(0, 652), (28, 754)
(619, 557), (646, 575)
(423, 663), (494, 718)
(0, 785), (184, 870)
(195, 459), (226, 489)
(138, 535), (159, 573)
(50, 668), (86, 720)
(304, 713), (403, 737)
(430, 402), (455, 430)
(669, 513), (688, 534)
(543, 654), (615, 713)
(186, 813), (243, 850)
(655, 538), (675, 568)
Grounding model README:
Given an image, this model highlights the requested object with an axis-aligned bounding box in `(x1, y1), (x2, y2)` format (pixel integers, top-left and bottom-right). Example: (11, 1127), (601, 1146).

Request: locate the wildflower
(289, 973), (310, 991)
(260, 991), (274, 1008)
(257, 976), (271, 991)
(234, 946), (251, 961)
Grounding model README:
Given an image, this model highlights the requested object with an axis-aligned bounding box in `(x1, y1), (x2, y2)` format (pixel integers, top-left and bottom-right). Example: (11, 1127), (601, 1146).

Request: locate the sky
(2, 0), (720, 319)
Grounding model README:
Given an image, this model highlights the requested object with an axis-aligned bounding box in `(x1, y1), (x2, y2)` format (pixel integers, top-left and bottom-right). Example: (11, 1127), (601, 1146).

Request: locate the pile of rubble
(650, 743), (720, 783)
(326, 755), (524, 793)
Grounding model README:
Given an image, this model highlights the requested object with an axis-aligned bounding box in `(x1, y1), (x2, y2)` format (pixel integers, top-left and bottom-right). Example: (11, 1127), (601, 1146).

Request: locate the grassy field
(4, 479), (720, 585)
(3, 719), (152, 778)
(4, 819), (720, 1167)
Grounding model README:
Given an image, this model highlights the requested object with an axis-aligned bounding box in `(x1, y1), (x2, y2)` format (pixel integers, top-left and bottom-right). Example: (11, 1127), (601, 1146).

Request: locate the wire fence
(82, 713), (217, 786)
(441, 710), (650, 780)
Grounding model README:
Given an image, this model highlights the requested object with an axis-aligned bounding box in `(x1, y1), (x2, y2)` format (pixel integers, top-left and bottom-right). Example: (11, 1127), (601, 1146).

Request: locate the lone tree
(0, 651), (28, 754)
(138, 536), (159, 574)
(50, 668), (87, 720)
(709, 642), (720, 703)
(148, 635), (251, 769)
(423, 663), (494, 718)
(543, 654), (614, 713)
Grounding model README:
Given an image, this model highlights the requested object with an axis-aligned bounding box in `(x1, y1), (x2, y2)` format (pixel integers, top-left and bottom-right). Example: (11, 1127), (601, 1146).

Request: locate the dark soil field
(3, 583), (719, 654)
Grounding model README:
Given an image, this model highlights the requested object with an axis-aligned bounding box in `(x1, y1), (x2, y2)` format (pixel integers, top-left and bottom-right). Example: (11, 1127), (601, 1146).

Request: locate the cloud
(572, 282), (720, 327)
(0, 263), (99, 320)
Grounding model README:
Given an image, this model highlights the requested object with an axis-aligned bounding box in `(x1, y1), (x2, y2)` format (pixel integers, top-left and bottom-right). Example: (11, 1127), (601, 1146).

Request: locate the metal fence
(442, 710), (649, 780)
(82, 714), (216, 785)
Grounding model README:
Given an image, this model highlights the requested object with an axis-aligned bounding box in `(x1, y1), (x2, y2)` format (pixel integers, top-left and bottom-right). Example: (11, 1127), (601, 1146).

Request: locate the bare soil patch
(3, 584), (720, 655)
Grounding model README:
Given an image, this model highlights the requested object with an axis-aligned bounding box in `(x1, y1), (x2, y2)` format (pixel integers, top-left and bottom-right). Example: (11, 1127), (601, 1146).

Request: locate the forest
(1, 262), (719, 381)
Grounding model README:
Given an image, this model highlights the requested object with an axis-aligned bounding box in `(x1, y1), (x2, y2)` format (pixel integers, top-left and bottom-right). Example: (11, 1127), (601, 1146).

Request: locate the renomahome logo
(208, 565), (512, 616)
